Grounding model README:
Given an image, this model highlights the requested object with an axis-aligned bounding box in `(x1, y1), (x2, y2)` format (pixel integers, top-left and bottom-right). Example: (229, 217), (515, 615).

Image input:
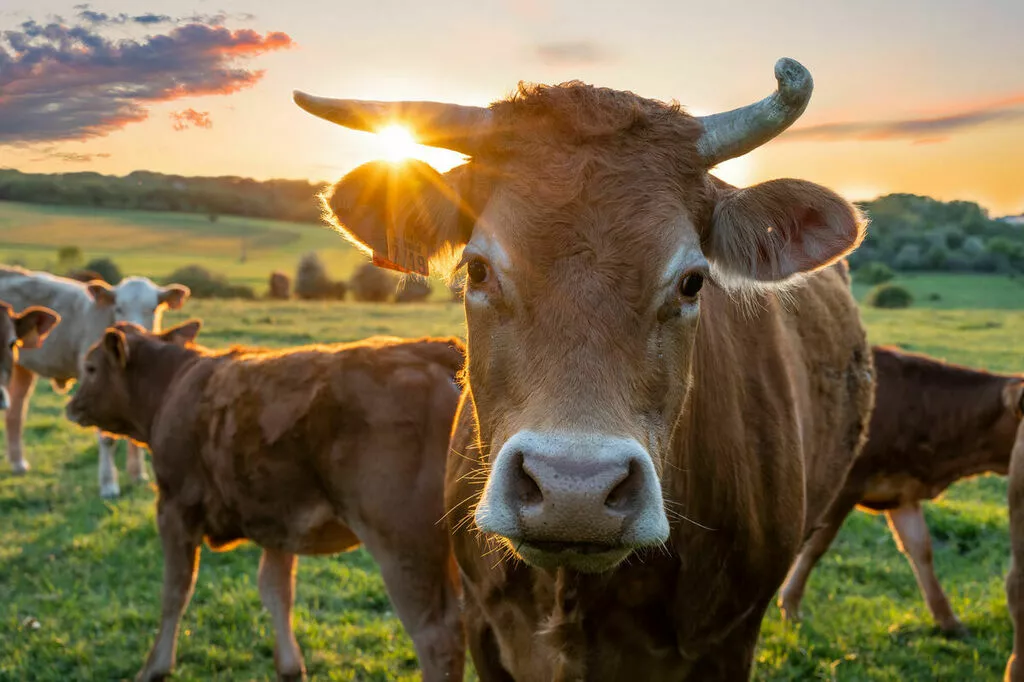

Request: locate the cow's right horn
(695, 58), (813, 168)
(293, 92), (492, 155)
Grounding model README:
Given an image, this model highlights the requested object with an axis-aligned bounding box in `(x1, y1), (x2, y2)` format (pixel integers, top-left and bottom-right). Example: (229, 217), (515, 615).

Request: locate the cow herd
(2, 57), (1023, 681)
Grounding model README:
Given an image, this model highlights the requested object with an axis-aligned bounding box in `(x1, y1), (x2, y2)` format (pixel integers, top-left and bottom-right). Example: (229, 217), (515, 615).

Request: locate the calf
(0, 302), (60, 410)
(779, 345), (1024, 634)
(65, 322), (466, 682)
(0, 266), (189, 496)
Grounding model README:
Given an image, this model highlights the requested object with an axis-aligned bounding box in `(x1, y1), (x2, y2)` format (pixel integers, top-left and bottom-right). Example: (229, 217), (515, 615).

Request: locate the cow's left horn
(695, 58), (813, 167)
(293, 92), (492, 155)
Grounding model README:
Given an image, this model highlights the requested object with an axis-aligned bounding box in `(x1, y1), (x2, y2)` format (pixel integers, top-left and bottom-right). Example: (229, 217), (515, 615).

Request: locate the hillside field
(1, 200), (1023, 680)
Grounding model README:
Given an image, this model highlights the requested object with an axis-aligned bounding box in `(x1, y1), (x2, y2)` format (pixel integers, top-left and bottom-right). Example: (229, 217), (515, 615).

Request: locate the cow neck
(126, 340), (200, 442)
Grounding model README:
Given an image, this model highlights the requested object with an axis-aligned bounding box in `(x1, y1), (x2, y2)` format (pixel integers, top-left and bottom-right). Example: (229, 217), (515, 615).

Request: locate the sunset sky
(1, 0), (1022, 216)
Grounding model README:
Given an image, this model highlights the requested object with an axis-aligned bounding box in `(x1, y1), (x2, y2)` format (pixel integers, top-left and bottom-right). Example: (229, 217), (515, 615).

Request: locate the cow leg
(97, 432), (121, 498)
(5, 364), (36, 474)
(778, 483), (864, 622)
(137, 501), (201, 682)
(685, 598), (771, 681)
(258, 548), (306, 681)
(1006, 431), (1024, 682)
(126, 440), (149, 484)
(360, 534), (464, 682)
(886, 502), (965, 635)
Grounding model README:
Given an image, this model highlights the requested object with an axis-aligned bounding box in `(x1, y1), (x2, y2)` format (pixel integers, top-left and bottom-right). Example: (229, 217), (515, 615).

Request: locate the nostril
(512, 450), (543, 505)
(605, 458), (642, 512)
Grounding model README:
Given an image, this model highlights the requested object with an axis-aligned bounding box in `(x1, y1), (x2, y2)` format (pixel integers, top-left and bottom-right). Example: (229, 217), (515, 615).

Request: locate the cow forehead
(470, 188), (705, 293)
(114, 278), (161, 308)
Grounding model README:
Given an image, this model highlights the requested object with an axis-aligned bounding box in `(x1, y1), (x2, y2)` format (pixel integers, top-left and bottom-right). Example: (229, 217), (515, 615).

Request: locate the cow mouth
(512, 539), (632, 573)
(64, 403), (90, 427)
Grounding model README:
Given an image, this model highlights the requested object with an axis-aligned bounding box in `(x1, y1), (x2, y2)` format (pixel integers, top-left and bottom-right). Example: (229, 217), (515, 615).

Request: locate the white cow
(0, 266), (189, 497)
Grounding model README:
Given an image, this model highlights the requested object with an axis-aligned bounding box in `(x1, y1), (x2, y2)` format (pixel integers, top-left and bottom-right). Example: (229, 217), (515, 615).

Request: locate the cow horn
(695, 58), (813, 167)
(293, 91), (492, 154)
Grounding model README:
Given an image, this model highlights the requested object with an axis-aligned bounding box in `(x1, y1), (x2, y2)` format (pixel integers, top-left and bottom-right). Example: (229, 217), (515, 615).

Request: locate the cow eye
(679, 272), (705, 298)
(467, 259), (490, 286)
(8, 339), (16, 350)
(85, 365), (96, 376)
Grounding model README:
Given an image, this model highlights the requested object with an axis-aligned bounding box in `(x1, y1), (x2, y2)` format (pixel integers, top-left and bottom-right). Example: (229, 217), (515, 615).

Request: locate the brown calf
(780, 345), (1024, 634)
(65, 322), (466, 681)
(0, 301), (60, 412)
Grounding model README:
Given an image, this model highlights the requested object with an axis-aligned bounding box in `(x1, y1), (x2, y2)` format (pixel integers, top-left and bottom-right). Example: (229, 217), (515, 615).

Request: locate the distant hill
(850, 193), (1024, 274)
(0, 169), (328, 224)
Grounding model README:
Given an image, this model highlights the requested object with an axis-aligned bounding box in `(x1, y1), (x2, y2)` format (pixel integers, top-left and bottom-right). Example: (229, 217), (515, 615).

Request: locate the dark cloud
(535, 41), (612, 67)
(73, 5), (251, 27)
(785, 96), (1024, 143)
(171, 108), (213, 131)
(0, 14), (293, 144)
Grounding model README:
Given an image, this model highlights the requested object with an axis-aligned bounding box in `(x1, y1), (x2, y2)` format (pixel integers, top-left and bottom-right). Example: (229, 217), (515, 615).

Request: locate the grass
(0, 199), (1022, 680)
(0, 202), (375, 292)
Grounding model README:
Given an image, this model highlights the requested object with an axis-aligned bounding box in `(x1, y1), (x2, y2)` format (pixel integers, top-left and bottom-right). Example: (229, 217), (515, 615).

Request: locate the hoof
(100, 482), (121, 499)
(940, 621), (970, 639)
(778, 599), (802, 624)
(277, 672), (306, 682)
(10, 461), (30, 475)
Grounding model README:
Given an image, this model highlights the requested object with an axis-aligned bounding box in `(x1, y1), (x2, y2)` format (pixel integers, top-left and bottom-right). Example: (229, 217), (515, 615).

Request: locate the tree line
(1, 170), (1021, 273)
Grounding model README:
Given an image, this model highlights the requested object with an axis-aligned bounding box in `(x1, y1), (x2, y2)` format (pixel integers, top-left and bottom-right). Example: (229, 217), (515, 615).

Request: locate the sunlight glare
(377, 125), (418, 161)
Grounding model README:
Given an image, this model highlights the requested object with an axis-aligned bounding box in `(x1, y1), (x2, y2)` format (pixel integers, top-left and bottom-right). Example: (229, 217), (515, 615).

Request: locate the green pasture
(1, 199), (1023, 680)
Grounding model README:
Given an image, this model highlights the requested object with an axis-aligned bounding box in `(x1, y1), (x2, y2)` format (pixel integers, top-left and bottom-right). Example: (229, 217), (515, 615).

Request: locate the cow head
(86, 277), (190, 332)
(0, 303), (60, 410)
(297, 59), (866, 572)
(66, 320), (202, 439)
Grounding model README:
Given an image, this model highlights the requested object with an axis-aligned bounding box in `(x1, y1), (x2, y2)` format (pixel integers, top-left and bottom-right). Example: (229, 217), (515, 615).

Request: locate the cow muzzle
(475, 431), (670, 573)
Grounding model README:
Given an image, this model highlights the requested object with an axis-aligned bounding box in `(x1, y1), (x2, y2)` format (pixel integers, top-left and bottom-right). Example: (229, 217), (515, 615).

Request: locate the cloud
(30, 147), (111, 163)
(72, 5), (252, 27)
(784, 95), (1024, 144)
(171, 109), (213, 131)
(535, 41), (612, 67)
(0, 14), (293, 144)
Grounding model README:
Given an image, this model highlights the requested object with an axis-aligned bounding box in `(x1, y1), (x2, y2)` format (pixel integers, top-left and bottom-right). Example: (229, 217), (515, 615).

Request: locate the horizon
(1, 1), (1022, 216)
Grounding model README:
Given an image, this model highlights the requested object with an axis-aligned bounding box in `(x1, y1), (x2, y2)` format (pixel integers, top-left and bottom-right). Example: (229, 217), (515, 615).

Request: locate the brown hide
(446, 263), (872, 681)
(65, 327), (466, 680)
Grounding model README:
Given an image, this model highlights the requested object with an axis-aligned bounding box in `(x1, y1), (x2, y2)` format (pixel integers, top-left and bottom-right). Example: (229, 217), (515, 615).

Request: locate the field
(1, 200), (1023, 680)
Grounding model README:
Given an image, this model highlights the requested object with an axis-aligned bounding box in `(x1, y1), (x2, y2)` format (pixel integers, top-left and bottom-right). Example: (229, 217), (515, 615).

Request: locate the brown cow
(779, 345), (1024, 635)
(295, 57), (873, 680)
(0, 302), (60, 411)
(1005, 417), (1024, 681)
(65, 323), (466, 682)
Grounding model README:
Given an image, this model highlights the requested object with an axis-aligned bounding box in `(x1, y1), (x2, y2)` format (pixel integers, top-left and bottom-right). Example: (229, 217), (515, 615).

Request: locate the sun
(377, 125), (418, 161)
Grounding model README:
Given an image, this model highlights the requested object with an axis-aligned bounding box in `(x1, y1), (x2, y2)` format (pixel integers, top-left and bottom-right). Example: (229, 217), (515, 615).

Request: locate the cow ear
(103, 329), (129, 368)
(159, 284), (190, 310)
(14, 306), (60, 349)
(324, 159), (476, 276)
(161, 319), (202, 346)
(87, 281), (117, 307)
(705, 179), (867, 288)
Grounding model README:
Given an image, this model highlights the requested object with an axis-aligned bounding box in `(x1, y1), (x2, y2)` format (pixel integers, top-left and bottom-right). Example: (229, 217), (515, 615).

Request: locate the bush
(165, 264), (255, 299)
(83, 257), (122, 284)
(852, 261), (895, 285)
(349, 263), (396, 302)
(394, 277), (432, 303)
(294, 252), (332, 300)
(268, 271), (291, 300)
(867, 284), (913, 309)
(57, 245), (83, 272)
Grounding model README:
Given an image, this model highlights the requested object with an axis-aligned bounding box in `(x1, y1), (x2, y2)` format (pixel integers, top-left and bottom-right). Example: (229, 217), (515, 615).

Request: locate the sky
(1, 0), (1022, 216)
